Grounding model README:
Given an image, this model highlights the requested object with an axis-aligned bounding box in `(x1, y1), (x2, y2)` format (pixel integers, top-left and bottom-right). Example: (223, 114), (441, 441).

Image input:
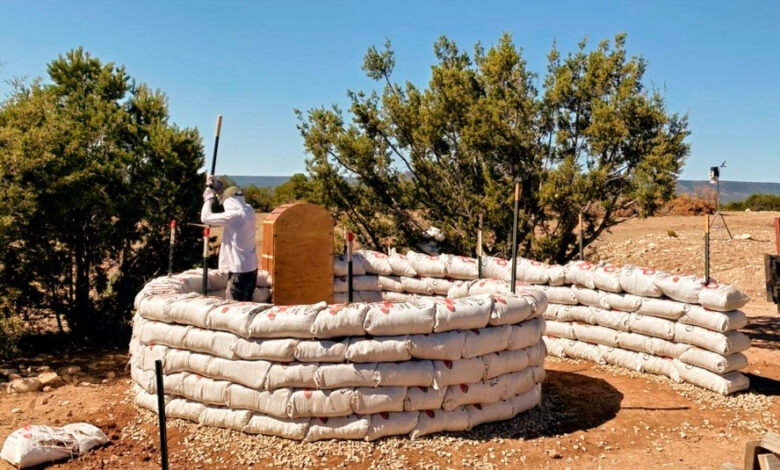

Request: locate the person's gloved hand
(203, 188), (216, 201)
(206, 175), (224, 192)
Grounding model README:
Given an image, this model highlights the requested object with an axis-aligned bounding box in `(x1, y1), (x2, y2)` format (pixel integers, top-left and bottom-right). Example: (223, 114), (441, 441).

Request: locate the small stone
(38, 371), (63, 388)
(11, 408), (22, 414)
(60, 366), (81, 376)
(9, 377), (41, 393)
(42, 386), (52, 392)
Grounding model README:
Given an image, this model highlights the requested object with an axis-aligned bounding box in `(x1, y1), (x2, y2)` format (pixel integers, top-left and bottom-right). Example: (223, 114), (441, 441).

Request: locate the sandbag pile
(335, 252), (751, 395)
(130, 270), (548, 440)
(133, 269), (272, 307)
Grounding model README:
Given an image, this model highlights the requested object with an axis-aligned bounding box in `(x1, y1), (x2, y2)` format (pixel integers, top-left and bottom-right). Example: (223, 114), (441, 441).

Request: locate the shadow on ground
(741, 316), (780, 350)
(746, 373), (780, 396)
(448, 370), (623, 440)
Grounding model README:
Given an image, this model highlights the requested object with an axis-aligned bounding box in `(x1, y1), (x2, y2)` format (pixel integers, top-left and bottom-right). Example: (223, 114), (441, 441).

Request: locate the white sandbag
(366, 411), (418, 441)
(538, 286), (578, 305)
(381, 291), (418, 302)
(133, 343), (169, 371)
(315, 363), (377, 389)
(501, 366), (538, 400)
(489, 294), (534, 326)
(428, 278), (454, 296)
(311, 304), (367, 338)
(591, 308), (630, 332)
(636, 297), (689, 320)
(410, 407), (470, 439)
(447, 256), (479, 280)
(131, 367), (156, 393)
(288, 389), (355, 418)
(304, 414), (369, 441)
(432, 358), (485, 390)
(481, 257), (511, 280)
(679, 306), (747, 332)
(406, 251), (448, 278)
(404, 386), (446, 410)
(616, 332), (651, 354)
(346, 336), (410, 363)
(225, 385), (291, 418)
(386, 251), (417, 277)
(168, 295), (226, 328)
(592, 264), (623, 293)
(483, 349), (529, 380)
(655, 274), (705, 304)
(134, 287), (183, 311)
(355, 250), (393, 275)
(352, 275), (381, 291)
(171, 272), (205, 293)
(378, 275), (404, 292)
(248, 303), (325, 338)
(185, 353), (213, 377)
(462, 325), (511, 358)
(181, 268), (230, 291)
(355, 290), (383, 303)
(181, 327), (238, 359)
(560, 339), (603, 364)
(466, 399), (515, 429)
(572, 285), (606, 308)
(544, 320), (575, 339)
(256, 270), (272, 287)
(180, 374), (229, 405)
(134, 386), (169, 412)
(333, 292), (348, 303)
(564, 261), (597, 289)
(352, 387), (406, 414)
(573, 324), (620, 347)
(547, 264), (566, 286)
(525, 341), (546, 366)
(409, 331), (465, 361)
(207, 302), (270, 337)
(619, 265), (664, 297)
(233, 338), (298, 362)
(598, 345), (643, 371)
(543, 336), (566, 357)
(433, 296), (492, 332)
(333, 276), (348, 293)
(628, 313), (675, 340)
(646, 337), (691, 358)
(698, 281), (750, 311)
(266, 362), (318, 389)
(601, 292), (643, 312)
(442, 376), (506, 410)
(376, 361), (434, 387)
(334, 254), (366, 277)
(253, 288), (271, 303)
(508, 383), (542, 415)
(516, 288), (548, 316)
(295, 339), (349, 363)
(674, 361), (749, 395)
(514, 259), (550, 284)
(555, 305), (596, 324)
(541, 303), (561, 321)
(139, 321), (190, 350)
(206, 357), (270, 389)
(167, 398), (207, 421)
(507, 317), (545, 351)
(1, 424), (105, 469)
(363, 300), (435, 336)
(447, 280), (474, 299)
(673, 323), (751, 355)
(399, 277), (436, 296)
(679, 348), (749, 374)
(243, 414), (309, 440)
(199, 407), (252, 432)
(638, 354), (678, 380)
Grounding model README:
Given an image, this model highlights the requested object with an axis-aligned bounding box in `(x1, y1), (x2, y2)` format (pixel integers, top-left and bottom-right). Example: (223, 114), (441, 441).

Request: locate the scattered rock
(8, 373), (22, 381)
(106, 371), (116, 379)
(11, 408), (22, 414)
(9, 377), (41, 393)
(59, 366), (81, 376)
(0, 368), (19, 377)
(38, 371), (64, 388)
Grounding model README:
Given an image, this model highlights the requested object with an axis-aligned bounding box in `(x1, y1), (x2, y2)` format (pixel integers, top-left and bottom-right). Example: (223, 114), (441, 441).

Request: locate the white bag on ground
(674, 360), (750, 395)
(698, 281), (750, 311)
(619, 265), (664, 297)
(243, 414), (309, 440)
(199, 407), (252, 432)
(673, 323), (751, 355)
(654, 274), (705, 304)
(1, 423), (107, 469)
(225, 385), (291, 418)
(304, 414), (370, 442)
(167, 398), (207, 421)
(508, 383), (542, 415)
(288, 389), (355, 418)
(598, 345), (643, 371)
(678, 348), (748, 374)
(679, 306), (747, 332)
(466, 399), (516, 429)
(366, 411), (418, 440)
(543, 336), (566, 357)
(410, 407), (470, 439)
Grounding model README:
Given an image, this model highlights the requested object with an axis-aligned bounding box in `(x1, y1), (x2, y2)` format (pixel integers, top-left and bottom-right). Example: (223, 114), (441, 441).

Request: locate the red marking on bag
(380, 412), (389, 419)
(425, 410), (435, 418)
(267, 312), (276, 320)
(444, 360), (453, 369)
(304, 390), (312, 398)
(459, 384), (469, 393)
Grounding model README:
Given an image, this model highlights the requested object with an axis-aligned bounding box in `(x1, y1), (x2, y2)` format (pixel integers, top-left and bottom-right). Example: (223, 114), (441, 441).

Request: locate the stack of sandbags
(134, 269), (272, 308)
(130, 271), (548, 441)
(334, 252), (752, 395)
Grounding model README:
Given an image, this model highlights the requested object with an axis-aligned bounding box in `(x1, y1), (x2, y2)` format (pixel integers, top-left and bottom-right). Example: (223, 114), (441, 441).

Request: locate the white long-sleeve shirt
(201, 195), (258, 273)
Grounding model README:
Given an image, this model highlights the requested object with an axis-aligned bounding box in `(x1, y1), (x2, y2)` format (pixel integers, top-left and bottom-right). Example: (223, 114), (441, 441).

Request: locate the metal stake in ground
(346, 229), (354, 303)
(477, 214), (483, 279)
(704, 214), (710, 282)
(167, 220), (176, 276)
(578, 212), (584, 261)
(202, 226), (210, 296)
(154, 360), (169, 470)
(510, 178), (521, 294)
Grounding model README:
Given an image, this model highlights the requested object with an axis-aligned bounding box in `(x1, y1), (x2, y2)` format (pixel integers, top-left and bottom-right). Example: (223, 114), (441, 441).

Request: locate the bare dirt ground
(1, 212), (778, 470)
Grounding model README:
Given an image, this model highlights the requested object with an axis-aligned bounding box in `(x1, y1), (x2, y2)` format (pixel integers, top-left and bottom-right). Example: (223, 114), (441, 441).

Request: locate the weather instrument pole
(510, 178), (520, 294)
(154, 360), (169, 470)
(203, 115), (223, 296)
(708, 162), (732, 240)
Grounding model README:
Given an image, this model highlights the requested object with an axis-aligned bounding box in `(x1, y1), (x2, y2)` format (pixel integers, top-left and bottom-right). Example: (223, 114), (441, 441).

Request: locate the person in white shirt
(202, 176), (258, 301)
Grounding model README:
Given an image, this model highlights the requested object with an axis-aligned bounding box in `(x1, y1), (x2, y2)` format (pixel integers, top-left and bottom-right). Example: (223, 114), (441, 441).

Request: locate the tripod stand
(708, 178), (733, 240)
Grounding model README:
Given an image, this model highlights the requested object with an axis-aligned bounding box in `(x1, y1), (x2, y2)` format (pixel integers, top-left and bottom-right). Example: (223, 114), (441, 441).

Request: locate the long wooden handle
(215, 114), (223, 137)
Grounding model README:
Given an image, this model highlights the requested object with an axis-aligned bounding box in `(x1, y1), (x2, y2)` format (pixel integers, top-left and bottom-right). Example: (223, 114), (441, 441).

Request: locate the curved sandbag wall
(333, 251), (751, 395)
(129, 270), (548, 441)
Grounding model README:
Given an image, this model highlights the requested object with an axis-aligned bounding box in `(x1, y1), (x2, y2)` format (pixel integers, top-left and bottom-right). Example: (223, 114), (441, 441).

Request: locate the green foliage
(724, 194), (780, 211)
(272, 173), (320, 207)
(0, 315), (24, 361)
(0, 48), (204, 342)
(242, 185), (274, 212)
(297, 34), (689, 262)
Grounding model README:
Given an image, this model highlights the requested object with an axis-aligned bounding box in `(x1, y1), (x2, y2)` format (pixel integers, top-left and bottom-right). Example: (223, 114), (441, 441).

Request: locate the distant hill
(229, 175), (779, 203)
(228, 175), (290, 188)
(676, 180), (780, 202)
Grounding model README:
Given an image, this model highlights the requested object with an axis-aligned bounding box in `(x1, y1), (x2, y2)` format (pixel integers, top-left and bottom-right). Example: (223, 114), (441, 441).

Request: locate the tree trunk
(71, 238), (91, 338)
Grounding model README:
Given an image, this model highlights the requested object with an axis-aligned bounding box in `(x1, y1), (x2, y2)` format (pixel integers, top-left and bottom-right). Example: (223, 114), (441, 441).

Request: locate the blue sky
(1, 1), (778, 181)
